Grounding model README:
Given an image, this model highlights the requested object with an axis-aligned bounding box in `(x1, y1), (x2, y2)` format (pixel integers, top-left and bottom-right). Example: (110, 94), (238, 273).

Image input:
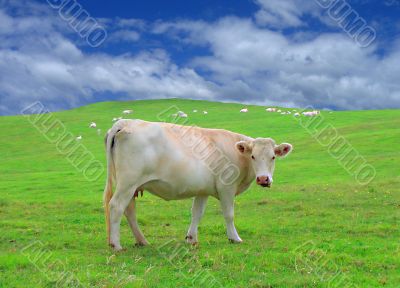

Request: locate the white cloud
(254, 0), (319, 28)
(103, 17), (146, 43)
(108, 29), (140, 42)
(115, 18), (146, 29)
(0, 42), (217, 114)
(155, 16), (400, 110)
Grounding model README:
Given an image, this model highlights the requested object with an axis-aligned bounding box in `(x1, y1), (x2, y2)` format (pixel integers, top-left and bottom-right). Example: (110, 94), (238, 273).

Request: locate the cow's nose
(256, 176), (271, 187)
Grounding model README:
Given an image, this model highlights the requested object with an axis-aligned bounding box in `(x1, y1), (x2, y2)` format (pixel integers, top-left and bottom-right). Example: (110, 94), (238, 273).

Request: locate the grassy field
(0, 99), (399, 287)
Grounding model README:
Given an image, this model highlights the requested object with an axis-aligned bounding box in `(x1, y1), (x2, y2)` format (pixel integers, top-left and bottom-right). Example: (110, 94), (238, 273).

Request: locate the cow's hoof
(135, 240), (149, 247)
(109, 242), (123, 251)
(228, 238), (243, 244)
(185, 235), (198, 245)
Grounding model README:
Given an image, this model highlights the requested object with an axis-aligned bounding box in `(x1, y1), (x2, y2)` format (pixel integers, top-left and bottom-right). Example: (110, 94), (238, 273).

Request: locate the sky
(0, 0), (400, 115)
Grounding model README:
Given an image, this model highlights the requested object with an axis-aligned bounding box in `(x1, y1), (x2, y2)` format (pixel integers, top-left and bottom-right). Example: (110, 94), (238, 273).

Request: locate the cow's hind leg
(186, 196), (208, 245)
(124, 198), (149, 246)
(109, 182), (137, 251)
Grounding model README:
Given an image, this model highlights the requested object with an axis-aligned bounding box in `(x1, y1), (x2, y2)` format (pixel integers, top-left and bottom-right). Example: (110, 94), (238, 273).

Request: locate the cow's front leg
(186, 196), (208, 245)
(218, 190), (242, 243)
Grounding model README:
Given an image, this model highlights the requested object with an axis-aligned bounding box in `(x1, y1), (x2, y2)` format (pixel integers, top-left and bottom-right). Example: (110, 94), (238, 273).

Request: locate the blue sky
(0, 0), (400, 115)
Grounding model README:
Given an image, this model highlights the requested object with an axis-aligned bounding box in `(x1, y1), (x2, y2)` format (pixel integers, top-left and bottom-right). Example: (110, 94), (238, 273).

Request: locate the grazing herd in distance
(75, 106), (323, 141)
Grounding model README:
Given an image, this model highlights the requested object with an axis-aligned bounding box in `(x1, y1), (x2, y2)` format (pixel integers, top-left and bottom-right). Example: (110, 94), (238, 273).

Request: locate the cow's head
(236, 138), (292, 188)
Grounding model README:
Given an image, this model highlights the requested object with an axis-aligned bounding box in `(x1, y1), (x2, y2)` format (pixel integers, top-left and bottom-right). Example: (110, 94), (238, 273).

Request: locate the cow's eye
(272, 156), (276, 160)
(251, 155), (255, 160)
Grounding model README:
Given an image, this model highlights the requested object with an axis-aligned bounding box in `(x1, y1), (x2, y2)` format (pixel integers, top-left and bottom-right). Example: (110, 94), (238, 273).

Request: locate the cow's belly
(142, 176), (216, 201)
(140, 153), (219, 200)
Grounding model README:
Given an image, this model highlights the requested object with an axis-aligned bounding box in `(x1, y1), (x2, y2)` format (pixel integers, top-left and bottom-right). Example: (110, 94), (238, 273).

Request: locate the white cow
(123, 110), (133, 114)
(103, 119), (292, 250)
(303, 111), (320, 117)
(177, 111), (188, 118)
(89, 122), (97, 128)
(240, 108), (248, 113)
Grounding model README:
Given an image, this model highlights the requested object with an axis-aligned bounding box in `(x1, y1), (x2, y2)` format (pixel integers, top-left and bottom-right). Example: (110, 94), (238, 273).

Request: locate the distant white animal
(240, 108), (248, 113)
(266, 108), (277, 112)
(89, 122), (97, 128)
(76, 135), (82, 141)
(193, 110), (198, 113)
(123, 110), (133, 114)
(177, 111), (188, 118)
(302, 111), (320, 117)
(277, 110), (282, 113)
(203, 111), (208, 114)
(294, 112), (300, 117)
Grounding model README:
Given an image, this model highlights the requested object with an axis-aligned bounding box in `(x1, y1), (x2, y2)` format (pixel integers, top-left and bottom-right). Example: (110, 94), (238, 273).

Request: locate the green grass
(0, 98), (399, 287)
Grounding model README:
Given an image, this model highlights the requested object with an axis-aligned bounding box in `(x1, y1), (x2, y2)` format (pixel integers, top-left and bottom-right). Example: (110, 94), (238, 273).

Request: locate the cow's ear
(274, 143), (292, 157)
(236, 141), (253, 154)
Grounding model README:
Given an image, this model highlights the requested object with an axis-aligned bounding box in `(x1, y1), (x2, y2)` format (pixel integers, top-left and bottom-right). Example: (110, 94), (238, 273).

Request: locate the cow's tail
(103, 125), (120, 245)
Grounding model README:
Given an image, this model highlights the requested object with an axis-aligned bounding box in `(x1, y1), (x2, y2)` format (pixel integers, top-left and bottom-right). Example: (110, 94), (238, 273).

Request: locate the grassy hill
(0, 99), (399, 287)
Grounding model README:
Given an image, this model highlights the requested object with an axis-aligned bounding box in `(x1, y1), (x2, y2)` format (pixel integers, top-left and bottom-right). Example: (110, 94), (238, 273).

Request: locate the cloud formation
(155, 16), (400, 110)
(0, 2), (216, 115)
(0, 1), (399, 115)
(254, 0), (319, 28)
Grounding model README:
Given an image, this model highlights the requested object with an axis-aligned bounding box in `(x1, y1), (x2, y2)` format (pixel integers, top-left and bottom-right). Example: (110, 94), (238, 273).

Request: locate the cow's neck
(235, 156), (256, 196)
(244, 161), (256, 186)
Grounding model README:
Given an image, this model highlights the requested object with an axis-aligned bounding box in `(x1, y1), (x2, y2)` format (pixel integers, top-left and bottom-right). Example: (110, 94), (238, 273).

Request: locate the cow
(302, 111), (320, 117)
(240, 108), (248, 113)
(103, 119), (292, 250)
(177, 111), (188, 118)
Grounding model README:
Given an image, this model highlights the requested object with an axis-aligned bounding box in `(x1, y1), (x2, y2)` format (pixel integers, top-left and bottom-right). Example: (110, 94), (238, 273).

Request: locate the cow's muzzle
(256, 176), (271, 188)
